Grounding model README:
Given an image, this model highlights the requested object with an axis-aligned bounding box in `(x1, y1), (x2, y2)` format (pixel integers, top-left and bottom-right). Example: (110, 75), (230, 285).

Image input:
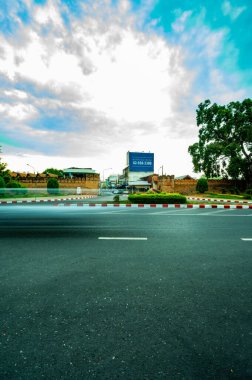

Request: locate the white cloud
(1, 0), (245, 176)
(0, 102), (38, 121)
(0, 0), (193, 131)
(172, 10), (192, 33)
(222, 1), (246, 20)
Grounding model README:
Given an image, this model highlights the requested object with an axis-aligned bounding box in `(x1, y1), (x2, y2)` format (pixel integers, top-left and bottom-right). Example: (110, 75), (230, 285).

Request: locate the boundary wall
(157, 177), (246, 194)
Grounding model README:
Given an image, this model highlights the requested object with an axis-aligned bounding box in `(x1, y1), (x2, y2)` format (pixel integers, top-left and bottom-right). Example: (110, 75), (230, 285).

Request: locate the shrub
(47, 178), (59, 194)
(245, 188), (252, 195)
(113, 195), (120, 202)
(5, 180), (22, 195)
(128, 193), (187, 204)
(6, 180), (21, 188)
(0, 176), (5, 196)
(196, 178), (208, 193)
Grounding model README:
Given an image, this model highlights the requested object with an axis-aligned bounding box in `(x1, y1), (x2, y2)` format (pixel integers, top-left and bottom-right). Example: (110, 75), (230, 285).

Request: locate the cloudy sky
(0, 0), (251, 177)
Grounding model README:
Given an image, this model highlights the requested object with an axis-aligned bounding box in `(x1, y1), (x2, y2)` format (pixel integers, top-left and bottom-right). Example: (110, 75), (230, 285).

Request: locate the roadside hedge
(128, 193), (187, 204)
(47, 177), (59, 194)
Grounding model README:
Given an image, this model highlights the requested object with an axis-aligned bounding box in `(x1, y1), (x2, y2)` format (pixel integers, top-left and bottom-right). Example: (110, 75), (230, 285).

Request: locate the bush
(245, 188), (252, 195)
(0, 176), (5, 188)
(47, 178), (59, 194)
(6, 180), (21, 188)
(128, 193), (187, 204)
(196, 178), (208, 193)
(5, 180), (23, 195)
(113, 195), (120, 202)
(0, 176), (5, 196)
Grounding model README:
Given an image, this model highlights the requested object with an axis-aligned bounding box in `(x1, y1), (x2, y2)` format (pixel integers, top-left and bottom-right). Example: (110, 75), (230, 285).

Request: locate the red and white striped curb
(0, 195), (95, 205)
(187, 197), (252, 204)
(50, 203), (252, 209)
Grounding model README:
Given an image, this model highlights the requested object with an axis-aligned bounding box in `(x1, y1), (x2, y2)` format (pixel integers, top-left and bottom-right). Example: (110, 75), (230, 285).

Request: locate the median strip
(98, 237), (148, 240)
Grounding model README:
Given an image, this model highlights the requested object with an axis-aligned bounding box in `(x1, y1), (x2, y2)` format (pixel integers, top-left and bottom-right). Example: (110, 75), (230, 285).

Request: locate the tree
(188, 99), (252, 186)
(0, 146), (10, 179)
(196, 177), (208, 193)
(43, 168), (64, 177)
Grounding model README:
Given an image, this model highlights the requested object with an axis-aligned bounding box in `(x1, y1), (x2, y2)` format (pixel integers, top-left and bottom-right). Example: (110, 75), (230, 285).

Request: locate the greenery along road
(189, 98), (252, 187)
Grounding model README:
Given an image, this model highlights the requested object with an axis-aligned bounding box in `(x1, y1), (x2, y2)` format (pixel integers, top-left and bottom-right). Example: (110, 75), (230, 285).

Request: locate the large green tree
(188, 99), (252, 186)
(43, 168), (64, 177)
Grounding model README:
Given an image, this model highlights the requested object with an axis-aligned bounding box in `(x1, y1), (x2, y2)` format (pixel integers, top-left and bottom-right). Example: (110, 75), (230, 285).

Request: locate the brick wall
(18, 178), (99, 190)
(157, 178), (245, 194)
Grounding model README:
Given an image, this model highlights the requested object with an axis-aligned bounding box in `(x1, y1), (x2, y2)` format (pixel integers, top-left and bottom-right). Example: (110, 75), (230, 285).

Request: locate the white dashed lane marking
(98, 237), (148, 240)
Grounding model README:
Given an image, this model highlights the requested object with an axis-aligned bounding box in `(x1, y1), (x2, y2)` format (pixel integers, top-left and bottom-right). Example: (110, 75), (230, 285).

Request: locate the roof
(63, 167), (96, 174)
(175, 175), (195, 180)
(128, 181), (151, 186)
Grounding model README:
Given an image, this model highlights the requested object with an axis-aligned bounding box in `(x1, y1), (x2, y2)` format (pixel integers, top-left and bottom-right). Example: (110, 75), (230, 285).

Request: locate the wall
(156, 177), (245, 194)
(17, 177), (99, 191)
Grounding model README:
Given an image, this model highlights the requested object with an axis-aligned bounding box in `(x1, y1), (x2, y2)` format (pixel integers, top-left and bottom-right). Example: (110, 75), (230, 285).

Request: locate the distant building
(63, 167), (98, 179)
(107, 174), (119, 188)
(121, 151), (154, 191)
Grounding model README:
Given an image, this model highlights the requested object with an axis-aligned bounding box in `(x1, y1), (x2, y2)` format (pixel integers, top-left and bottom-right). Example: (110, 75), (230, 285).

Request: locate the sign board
(128, 152), (154, 172)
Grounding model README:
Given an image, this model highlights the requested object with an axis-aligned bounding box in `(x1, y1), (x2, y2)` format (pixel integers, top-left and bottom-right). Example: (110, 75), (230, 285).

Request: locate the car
(113, 189), (124, 194)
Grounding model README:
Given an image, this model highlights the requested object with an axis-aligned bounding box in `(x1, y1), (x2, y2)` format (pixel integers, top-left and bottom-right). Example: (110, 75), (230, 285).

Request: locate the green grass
(193, 193), (251, 200)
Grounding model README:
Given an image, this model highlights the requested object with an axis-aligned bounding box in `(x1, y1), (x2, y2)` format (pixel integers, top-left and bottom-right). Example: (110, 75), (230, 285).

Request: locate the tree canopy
(188, 99), (252, 186)
(43, 168), (64, 177)
(0, 146), (10, 179)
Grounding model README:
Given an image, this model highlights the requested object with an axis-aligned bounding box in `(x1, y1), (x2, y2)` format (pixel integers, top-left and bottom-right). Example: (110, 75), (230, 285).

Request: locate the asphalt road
(0, 205), (252, 379)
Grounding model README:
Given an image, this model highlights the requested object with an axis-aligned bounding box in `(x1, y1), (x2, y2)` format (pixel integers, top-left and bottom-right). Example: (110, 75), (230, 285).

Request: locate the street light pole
(99, 168), (112, 195)
(27, 163), (37, 198)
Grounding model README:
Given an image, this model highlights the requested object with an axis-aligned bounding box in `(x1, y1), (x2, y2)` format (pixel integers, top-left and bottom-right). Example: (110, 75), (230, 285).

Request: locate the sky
(0, 0), (251, 177)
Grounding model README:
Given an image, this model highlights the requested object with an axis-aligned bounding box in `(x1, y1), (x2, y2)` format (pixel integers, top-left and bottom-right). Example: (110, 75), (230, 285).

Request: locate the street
(0, 205), (252, 379)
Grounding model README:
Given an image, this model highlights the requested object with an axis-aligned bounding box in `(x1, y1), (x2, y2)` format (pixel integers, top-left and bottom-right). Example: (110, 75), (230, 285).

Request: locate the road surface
(0, 205), (252, 379)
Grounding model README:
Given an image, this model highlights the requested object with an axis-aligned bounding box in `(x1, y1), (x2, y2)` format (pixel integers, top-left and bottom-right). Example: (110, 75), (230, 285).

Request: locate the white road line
(98, 237), (148, 240)
(241, 238), (252, 241)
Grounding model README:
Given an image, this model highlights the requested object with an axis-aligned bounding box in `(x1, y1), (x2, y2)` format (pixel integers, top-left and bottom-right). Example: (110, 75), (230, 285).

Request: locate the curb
(0, 195), (95, 205)
(187, 197), (252, 204)
(49, 203), (252, 209)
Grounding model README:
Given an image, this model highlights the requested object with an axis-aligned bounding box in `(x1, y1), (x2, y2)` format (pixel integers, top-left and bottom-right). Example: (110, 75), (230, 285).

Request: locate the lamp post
(26, 163), (35, 174)
(27, 163), (37, 197)
(99, 168), (112, 195)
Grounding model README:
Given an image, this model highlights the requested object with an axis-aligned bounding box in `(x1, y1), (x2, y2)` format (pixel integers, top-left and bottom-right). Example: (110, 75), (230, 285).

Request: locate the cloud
(0, 0), (249, 176)
(0, 0), (195, 159)
(222, 1), (246, 20)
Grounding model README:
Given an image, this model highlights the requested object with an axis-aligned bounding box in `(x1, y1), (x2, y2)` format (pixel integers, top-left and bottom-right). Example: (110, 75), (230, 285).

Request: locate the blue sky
(0, 0), (251, 175)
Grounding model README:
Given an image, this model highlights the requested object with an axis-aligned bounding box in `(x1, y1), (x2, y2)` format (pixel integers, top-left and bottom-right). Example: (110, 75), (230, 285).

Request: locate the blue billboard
(128, 152), (154, 172)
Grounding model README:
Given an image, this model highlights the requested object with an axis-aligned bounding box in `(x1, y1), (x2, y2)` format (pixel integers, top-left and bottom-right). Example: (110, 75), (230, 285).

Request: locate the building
(121, 151), (154, 191)
(63, 167), (97, 178)
(63, 167), (100, 189)
(107, 174), (119, 188)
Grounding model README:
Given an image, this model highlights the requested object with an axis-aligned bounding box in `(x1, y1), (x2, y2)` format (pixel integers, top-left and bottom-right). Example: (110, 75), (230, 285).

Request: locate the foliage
(146, 189), (158, 194)
(113, 195), (120, 202)
(0, 176), (5, 196)
(5, 180), (27, 195)
(0, 176), (5, 188)
(0, 161), (10, 179)
(196, 177), (208, 193)
(245, 188), (252, 195)
(43, 168), (63, 177)
(47, 178), (59, 194)
(6, 180), (21, 188)
(128, 193), (187, 204)
(188, 99), (252, 186)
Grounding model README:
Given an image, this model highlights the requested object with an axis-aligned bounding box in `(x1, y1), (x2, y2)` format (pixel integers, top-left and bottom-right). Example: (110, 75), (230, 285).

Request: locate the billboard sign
(128, 152), (154, 172)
